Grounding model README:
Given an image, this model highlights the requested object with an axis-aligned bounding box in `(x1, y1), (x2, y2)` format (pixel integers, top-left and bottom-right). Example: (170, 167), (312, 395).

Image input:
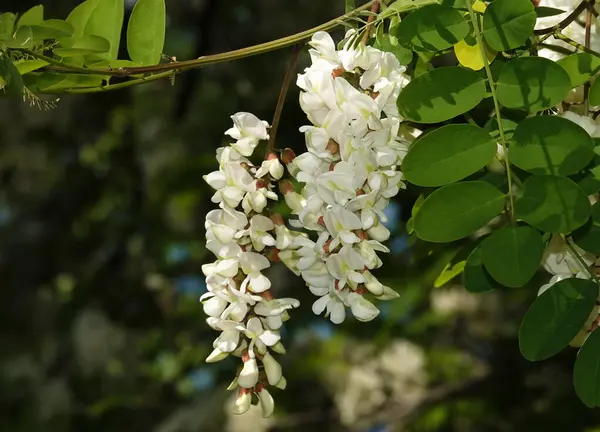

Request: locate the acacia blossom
(202, 112), (301, 417)
(278, 30), (408, 324)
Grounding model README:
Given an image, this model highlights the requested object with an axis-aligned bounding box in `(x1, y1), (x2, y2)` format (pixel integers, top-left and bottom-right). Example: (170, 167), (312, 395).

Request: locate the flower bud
(347, 292), (380, 322)
(261, 352), (282, 385)
(281, 148), (296, 164)
(238, 357), (259, 388)
(232, 388), (252, 415)
(206, 347), (229, 363)
(257, 387), (275, 418)
(271, 341), (287, 355)
(275, 376), (287, 390)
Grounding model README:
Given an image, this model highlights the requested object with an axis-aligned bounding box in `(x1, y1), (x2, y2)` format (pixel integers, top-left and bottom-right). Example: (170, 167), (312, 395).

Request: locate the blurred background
(2, 0), (600, 431)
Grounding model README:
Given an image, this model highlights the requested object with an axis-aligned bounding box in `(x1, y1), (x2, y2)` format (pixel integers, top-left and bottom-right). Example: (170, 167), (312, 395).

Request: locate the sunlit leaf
(496, 57), (571, 112)
(509, 115), (594, 176)
(402, 124), (497, 186)
(397, 66), (486, 123)
(127, 0), (166, 65)
(414, 181), (506, 243)
(482, 0), (536, 51)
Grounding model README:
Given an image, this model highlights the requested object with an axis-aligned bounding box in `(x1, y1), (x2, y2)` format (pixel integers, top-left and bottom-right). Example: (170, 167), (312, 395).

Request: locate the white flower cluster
(202, 113), (300, 417)
(278, 31), (408, 324)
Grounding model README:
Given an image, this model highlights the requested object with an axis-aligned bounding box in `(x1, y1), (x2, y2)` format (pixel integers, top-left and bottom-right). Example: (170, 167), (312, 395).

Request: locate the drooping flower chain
(278, 31), (408, 324)
(202, 112), (302, 417)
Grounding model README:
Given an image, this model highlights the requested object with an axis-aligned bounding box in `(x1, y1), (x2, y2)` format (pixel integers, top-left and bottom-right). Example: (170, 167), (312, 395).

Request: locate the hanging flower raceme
(277, 30), (408, 324)
(202, 112), (301, 417)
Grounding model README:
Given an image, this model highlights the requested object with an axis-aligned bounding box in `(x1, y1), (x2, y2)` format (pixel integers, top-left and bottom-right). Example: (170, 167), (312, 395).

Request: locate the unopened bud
(279, 179), (295, 195)
(232, 388), (252, 415)
(257, 387), (275, 418)
(281, 148), (296, 164)
(270, 213), (284, 226)
(261, 352), (282, 385)
(332, 66), (345, 78)
(326, 139), (339, 155)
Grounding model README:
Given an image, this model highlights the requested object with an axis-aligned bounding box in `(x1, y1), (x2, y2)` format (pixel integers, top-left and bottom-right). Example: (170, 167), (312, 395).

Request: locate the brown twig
(265, 45), (302, 157)
(361, 1), (381, 44)
(584, 0), (595, 115)
(534, 0), (589, 35)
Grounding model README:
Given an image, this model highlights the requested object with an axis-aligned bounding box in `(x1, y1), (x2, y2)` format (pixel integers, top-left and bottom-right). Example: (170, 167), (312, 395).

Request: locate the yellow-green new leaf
(127, 0), (166, 66)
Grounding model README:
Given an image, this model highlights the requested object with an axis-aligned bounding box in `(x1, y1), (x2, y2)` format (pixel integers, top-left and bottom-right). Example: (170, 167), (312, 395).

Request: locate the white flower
(542, 235), (595, 276)
(205, 207), (247, 244)
(324, 206), (362, 248)
(326, 246), (365, 289)
(254, 298), (300, 316)
(245, 317), (281, 355)
(312, 289), (347, 324)
(256, 157), (284, 180)
(206, 318), (246, 353)
(225, 112), (270, 156)
(238, 357), (259, 388)
(236, 215), (276, 252)
(347, 292), (380, 322)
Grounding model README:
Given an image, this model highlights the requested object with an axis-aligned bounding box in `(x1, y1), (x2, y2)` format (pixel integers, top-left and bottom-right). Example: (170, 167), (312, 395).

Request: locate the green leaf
(14, 59), (49, 75)
(558, 53), (600, 88)
(482, 0), (536, 51)
(519, 278), (598, 361)
(37, 73), (104, 91)
(402, 124), (496, 187)
(509, 115), (594, 176)
(11, 19), (74, 48)
(433, 241), (477, 288)
(590, 77), (600, 106)
(463, 244), (504, 293)
(53, 34), (111, 57)
(79, 0), (125, 61)
(515, 175), (590, 233)
(395, 4), (469, 52)
(481, 226), (543, 288)
(346, 0), (356, 13)
(16, 5), (44, 28)
(414, 181), (506, 243)
(535, 6), (566, 17)
(397, 66), (486, 123)
(127, 0), (166, 65)
(572, 202), (600, 255)
(0, 13), (16, 41)
(0, 53), (23, 96)
(496, 57), (571, 112)
(374, 27), (413, 66)
(574, 327), (600, 407)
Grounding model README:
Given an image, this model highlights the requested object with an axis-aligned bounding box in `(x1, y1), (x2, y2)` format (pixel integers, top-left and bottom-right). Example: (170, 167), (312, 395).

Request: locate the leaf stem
(567, 238), (600, 284)
(553, 32), (600, 58)
(465, 0), (515, 222)
(22, 0), (383, 79)
(51, 71), (175, 94)
(265, 45), (301, 157)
